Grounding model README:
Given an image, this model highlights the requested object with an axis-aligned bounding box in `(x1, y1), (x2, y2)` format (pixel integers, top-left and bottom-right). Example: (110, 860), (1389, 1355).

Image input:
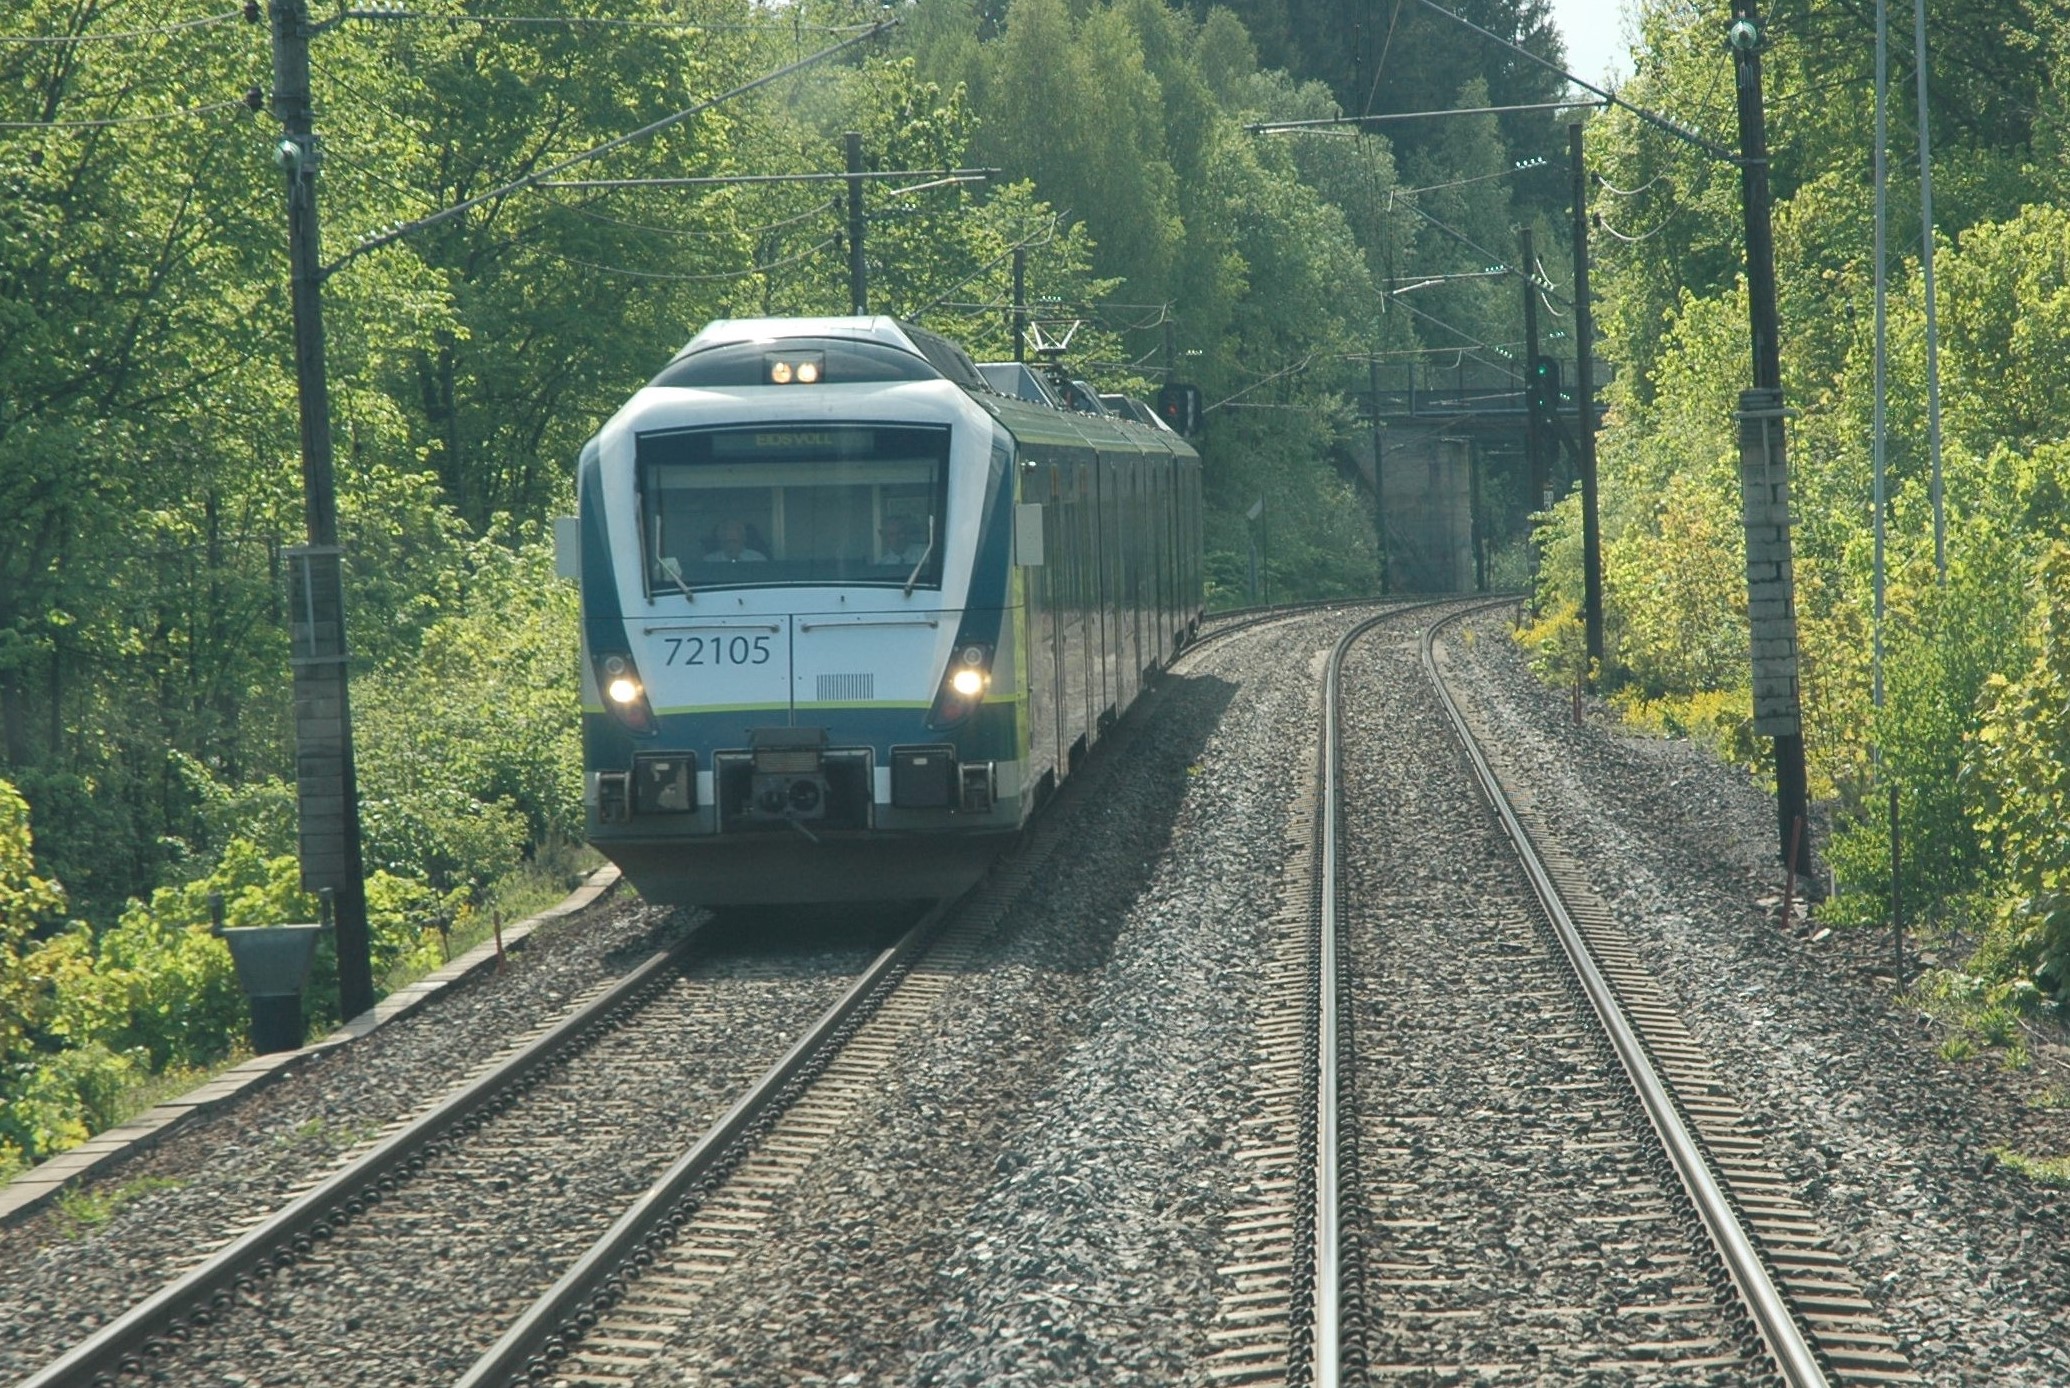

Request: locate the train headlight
(928, 643), (993, 728)
(593, 651), (657, 736)
(764, 351), (825, 385)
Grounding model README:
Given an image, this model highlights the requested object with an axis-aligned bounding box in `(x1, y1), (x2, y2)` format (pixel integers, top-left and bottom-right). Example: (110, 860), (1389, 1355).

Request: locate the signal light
(1155, 383), (1202, 435)
(1528, 356), (1560, 416)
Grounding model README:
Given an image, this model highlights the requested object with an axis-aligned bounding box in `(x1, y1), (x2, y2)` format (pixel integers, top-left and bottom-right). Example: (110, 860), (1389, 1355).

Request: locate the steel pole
(1519, 226), (1547, 519)
(845, 131), (867, 314)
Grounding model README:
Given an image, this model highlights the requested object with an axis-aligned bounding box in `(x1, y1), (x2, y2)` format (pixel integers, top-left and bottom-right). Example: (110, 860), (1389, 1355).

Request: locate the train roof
(667, 316), (988, 391)
(651, 316), (1195, 460)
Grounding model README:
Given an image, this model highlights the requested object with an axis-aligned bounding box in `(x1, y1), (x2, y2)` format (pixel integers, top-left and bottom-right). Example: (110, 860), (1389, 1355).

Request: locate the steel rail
(458, 904), (947, 1388)
(1248, 595), (1493, 1386)
(1191, 597), (1395, 665)
(1419, 602), (1831, 1388)
(1309, 611), (1382, 1385)
(1306, 599), (1469, 1384)
(21, 928), (702, 1388)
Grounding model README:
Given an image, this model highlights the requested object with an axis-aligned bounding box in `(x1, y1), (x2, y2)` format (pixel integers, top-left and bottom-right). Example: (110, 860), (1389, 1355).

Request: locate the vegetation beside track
(1513, 5), (2070, 1054)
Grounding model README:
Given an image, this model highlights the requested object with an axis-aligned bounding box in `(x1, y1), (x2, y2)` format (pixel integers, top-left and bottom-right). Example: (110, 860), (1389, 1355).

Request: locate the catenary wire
(0, 98), (249, 129)
(552, 234), (837, 282)
(327, 20), (894, 274)
(0, 10), (240, 44)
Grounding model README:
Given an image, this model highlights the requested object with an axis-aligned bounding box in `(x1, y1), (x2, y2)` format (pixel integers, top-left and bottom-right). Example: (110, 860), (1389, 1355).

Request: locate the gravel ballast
(1444, 605), (2070, 1386)
(613, 608), (1369, 1385)
(7, 599), (2063, 1386)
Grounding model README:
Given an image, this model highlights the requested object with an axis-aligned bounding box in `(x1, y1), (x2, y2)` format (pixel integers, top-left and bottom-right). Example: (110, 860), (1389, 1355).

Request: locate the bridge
(1348, 360), (1612, 593)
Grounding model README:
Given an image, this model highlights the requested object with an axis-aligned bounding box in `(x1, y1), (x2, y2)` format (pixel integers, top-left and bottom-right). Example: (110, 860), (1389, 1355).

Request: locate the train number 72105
(662, 634), (774, 666)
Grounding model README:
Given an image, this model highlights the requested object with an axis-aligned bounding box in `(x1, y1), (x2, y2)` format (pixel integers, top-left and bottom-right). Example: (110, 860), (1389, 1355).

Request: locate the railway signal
(1157, 383), (1202, 435)
(1527, 355), (1560, 419)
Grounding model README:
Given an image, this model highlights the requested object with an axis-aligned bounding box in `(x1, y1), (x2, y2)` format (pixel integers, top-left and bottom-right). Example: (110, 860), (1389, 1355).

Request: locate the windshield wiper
(902, 516), (937, 598)
(659, 556), (695, 601)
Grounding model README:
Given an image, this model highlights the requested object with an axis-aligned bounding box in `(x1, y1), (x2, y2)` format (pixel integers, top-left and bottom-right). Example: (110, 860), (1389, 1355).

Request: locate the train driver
(878, 516), (929, 566)
(704, 519), (767, 562)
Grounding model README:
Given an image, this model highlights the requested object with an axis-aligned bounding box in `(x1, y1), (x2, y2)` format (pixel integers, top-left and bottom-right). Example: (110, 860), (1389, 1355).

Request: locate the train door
(1103, 449), (1131, 716)
(1134, 455), (1150, 695)
(1154, 454), (1172, 661)
(1085, 455), (1107, 726)
(1073, 455), (1096, 756)
(1025, 454), (1060, 789)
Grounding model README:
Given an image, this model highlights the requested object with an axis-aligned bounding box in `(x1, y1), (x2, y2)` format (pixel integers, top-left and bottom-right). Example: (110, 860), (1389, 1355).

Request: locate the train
(563, 316), (1203, 905)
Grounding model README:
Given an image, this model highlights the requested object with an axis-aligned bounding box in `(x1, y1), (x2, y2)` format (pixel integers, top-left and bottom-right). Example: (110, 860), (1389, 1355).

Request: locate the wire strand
(0, 98), (248, 129)
(1594, 169), (1669, 197)
(553, 235), (837, 282)
(0, 9), (240, 45)
(539, 194), (839, 241)
(343, 10), (878, 34)
(327, 19), (895, 275)
(1593, 210), (1665, 243)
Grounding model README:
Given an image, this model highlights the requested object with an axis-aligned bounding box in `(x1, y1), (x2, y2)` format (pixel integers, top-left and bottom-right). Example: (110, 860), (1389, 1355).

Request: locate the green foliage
(1971, 544), (2070, 1000)
(36, 0), (2005, 1168)
(353, 521), (580, 887)
(0, 792), (447, 1166)
(1991, 1147), (2070, 1188)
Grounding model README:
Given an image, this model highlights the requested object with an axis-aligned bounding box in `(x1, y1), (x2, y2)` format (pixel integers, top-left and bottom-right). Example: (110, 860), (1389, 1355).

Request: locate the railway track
(19, 597), (1358, 1388)
(1419, 603), (1918, 1384)
(17, 596), (1927, 1386)
(1209, 597), (1917, 1386)
(463, 599), (1394, 1387)
(17, 921), (890, 1388)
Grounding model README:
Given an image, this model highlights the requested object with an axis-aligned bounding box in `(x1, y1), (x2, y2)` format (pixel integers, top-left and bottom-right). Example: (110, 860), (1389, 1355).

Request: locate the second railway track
(1300, 600), (1916, 1385)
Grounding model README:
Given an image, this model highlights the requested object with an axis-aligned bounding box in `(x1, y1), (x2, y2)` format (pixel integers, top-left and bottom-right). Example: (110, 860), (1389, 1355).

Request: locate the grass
(1907, 963), (2058, 1074)
(378, 837), (603, 989)
(275, 1114), (382, 1151)
(2028, 1084), (2070, 1111)
(56, 1175), (185, 1233)
(1991, 1147), (2070, 1188)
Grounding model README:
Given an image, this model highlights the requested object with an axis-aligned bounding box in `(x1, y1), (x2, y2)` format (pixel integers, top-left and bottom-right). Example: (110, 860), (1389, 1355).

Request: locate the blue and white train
(568, 317), (1203, 905)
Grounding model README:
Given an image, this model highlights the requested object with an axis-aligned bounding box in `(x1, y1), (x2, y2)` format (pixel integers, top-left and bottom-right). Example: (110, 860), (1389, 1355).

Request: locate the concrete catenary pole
(1728, 3), (1813, 878)
(269, 0), (374, 1020)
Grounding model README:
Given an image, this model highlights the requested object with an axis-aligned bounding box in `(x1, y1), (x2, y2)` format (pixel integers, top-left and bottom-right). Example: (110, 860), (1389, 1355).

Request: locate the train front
(574, 318), (1028, 905)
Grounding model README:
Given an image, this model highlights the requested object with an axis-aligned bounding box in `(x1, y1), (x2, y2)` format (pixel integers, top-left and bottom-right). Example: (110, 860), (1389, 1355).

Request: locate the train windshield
(636, 424), (950, 592)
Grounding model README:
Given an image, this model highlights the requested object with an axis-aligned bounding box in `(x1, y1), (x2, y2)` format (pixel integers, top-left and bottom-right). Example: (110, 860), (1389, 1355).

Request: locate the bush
(1971, 542), (2070, 1003)
(359, 788), (527, 897)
